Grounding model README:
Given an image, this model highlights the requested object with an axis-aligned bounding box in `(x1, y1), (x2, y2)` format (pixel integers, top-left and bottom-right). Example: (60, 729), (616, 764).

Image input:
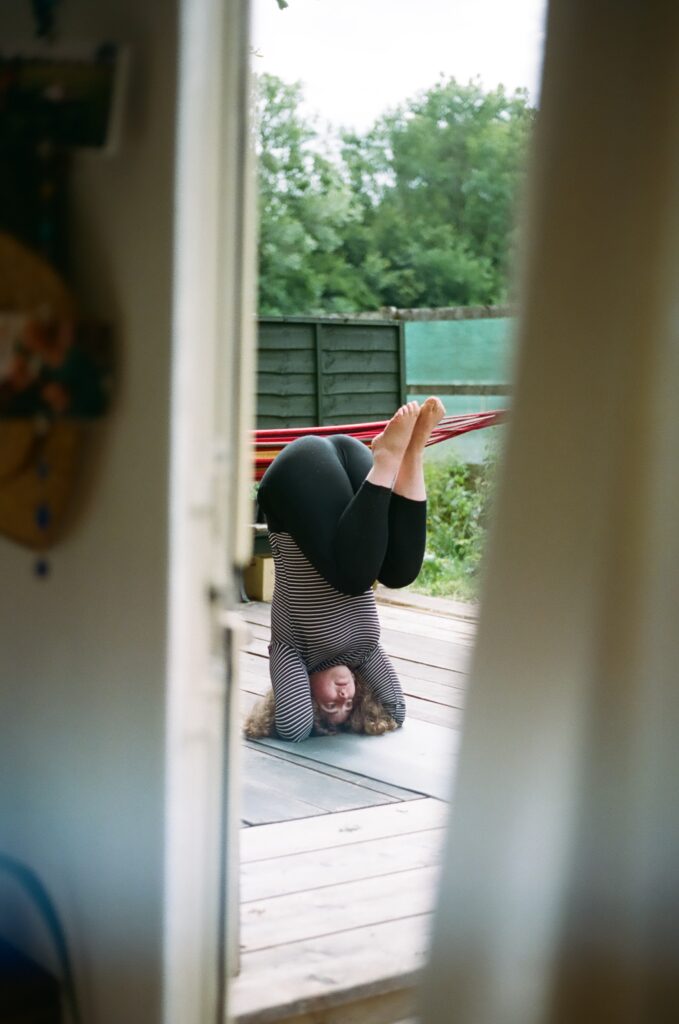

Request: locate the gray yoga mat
(255, 717), (459, 801)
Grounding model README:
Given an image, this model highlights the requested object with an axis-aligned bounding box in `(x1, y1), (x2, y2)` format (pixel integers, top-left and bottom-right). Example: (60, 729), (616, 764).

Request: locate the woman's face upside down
(309, 665), (356, 725)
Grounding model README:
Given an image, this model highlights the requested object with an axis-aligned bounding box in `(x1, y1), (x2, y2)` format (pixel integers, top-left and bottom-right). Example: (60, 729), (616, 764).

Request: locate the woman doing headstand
(245, 397), (445, 743)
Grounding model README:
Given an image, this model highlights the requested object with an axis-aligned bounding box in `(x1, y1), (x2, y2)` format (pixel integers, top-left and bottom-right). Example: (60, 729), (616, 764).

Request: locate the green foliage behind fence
(411, 448), (498, 601)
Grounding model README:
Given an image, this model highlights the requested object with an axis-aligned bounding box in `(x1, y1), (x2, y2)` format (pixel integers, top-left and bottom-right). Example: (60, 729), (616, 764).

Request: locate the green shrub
(412, 449), (498, 601)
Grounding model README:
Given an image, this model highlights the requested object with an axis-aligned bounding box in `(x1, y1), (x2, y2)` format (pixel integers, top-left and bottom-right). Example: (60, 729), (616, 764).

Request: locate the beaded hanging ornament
(0, 234), (109, 574)
(0, 34), (115, 574)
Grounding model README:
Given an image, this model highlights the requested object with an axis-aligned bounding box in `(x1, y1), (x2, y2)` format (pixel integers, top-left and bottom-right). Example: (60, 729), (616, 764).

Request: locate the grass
(409, 449), (498, 603)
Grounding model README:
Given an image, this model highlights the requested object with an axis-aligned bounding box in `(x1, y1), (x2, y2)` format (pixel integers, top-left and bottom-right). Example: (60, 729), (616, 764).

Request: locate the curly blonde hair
(244, 673), (397, 740)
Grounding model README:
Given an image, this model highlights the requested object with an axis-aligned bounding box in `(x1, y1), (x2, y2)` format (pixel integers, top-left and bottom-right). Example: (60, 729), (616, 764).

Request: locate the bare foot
(368, 401), (420, 488)
(392, 398), (445, 500)
(371, 401), (420, 462)
(407, 396), (445, 452)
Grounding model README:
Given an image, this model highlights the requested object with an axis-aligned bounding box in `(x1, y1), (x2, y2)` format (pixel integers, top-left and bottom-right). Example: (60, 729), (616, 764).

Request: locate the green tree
(255, 73), (376, 314)
(340, 78), (534, 307)
(255, 74), (534, 314)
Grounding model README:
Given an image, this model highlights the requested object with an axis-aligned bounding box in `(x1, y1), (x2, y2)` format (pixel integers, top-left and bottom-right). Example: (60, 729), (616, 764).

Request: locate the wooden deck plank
(404, 697), (462, 728)
(378, 625), (472, 672)
(241, 779), (331, 826)
(241, 865), (439, 953)
(241, 797), (446, 862)
(386, 653), (468, 694)
(241, 827), (445, 903)
(231, 913), (430, 1023)
(242, 633), (272, 659)
(235, 991), (419, 1024)
(371, 606), (476, 646)
(408, 682), (466, 711)
(375, 583), (478, 621)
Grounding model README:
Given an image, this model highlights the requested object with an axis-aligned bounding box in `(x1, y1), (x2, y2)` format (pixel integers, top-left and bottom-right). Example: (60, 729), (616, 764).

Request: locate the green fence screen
(405, 318), (515, 462)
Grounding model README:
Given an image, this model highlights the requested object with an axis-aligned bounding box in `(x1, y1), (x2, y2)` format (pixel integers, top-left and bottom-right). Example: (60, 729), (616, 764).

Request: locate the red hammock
(253, 409), (507, 481)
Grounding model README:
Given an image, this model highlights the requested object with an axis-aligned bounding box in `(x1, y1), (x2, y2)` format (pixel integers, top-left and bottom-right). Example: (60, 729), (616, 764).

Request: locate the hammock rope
(253, 409), (507, 480)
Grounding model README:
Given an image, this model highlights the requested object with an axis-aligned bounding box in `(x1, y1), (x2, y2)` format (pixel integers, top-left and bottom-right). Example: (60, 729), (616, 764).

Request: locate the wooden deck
(232, 588), (476, 1024)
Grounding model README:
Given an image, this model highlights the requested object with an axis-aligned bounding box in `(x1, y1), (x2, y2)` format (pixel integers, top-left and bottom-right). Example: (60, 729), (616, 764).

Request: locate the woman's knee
(377, 562), (422, 590)
(275, 714), (313, 743)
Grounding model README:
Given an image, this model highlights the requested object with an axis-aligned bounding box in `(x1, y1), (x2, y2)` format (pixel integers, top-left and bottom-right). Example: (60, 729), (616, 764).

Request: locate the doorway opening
(232, 2), (546, 1019)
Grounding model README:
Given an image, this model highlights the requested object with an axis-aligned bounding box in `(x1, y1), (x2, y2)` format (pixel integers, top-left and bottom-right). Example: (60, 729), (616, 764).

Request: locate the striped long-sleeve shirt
(268, 530), (406, 742)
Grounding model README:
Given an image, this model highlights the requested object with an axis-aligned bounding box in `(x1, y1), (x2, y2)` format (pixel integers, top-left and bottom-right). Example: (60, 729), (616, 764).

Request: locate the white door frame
(163, 1), (255, 1021)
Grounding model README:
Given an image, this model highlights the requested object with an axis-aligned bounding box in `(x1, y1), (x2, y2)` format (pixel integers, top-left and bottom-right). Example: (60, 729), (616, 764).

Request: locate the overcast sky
(251, 0), (548, 132)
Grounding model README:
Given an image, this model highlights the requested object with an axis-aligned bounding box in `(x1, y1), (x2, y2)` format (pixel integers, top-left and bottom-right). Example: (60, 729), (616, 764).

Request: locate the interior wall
(0, 3), (178, 1022)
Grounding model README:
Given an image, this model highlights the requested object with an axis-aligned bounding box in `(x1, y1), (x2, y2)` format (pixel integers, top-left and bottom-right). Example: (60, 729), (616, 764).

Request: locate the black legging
(257, 434), (427, 596)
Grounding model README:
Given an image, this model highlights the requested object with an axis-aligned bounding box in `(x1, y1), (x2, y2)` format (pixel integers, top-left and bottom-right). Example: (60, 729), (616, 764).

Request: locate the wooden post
(397, 320), (407, 406)
(314, 321), (324, 425)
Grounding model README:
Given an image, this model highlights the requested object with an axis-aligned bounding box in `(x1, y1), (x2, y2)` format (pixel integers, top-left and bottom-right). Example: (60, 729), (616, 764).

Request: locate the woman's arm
(357, 645), (406, 727)
(269, 642), (314, 742)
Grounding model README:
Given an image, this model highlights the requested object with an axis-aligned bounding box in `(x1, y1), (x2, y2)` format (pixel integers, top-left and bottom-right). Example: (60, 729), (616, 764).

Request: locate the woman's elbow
(275, 715), (313, 743)
(392, 702), (406, 728)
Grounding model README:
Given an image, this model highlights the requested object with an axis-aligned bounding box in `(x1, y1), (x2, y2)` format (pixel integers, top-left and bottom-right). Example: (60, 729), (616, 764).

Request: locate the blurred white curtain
(422, 1), (679, 1022)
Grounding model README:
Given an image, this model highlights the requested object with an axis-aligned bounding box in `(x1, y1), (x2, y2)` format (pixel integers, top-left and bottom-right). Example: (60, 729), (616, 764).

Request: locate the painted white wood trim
(164, 1), (253, 1022)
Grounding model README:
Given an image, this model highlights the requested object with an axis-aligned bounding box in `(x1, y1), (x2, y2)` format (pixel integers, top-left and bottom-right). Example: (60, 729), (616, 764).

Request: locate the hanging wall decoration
(0, 44), (123, 565)
(0, 234), (113, 555)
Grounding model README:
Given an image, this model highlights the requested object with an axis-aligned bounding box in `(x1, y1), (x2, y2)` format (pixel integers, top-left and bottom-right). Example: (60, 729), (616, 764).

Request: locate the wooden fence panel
(256, 318), (405, 428)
